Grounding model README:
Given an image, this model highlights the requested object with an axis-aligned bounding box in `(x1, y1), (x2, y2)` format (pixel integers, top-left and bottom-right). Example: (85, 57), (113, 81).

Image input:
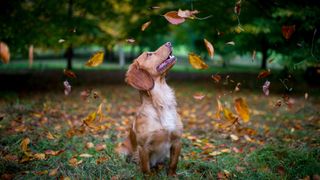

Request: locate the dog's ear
(125, 62), (154, 91)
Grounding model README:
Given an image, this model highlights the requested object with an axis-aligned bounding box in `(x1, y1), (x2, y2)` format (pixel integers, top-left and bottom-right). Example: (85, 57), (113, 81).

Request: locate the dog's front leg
(168, 140), (182, 176)
(138, 146), (151, 174)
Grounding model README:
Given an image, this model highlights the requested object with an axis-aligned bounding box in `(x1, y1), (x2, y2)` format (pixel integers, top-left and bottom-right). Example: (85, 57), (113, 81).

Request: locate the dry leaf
(234, 98), (250, 122)
(0, 42), (10, 64)
(226, 41), (235, 46)
(85, 52), (104, 67)
(63, 80), (72, 95)
(141, 21), (151, 31)
(69, 158), (83, 167)
(20, 138), (31, 156)
(252, 50), (256, 61)
(304, 92), (308, 100)
(230, 134), (239, 141)
(212, 74), (221, 83)
(29, 45), (33, 67)
(126, 38), (135, 43)
(34, 170), (48, 175)
(45, 150), (64, 156)
(34, 153), (46, 160)
(282, 25), (295, 40)
(49, 168), (59, 176)
(163, 11), (185, 25)
(188, 53), (208, 70)
(193, 92), (206, 100)
(263, 80), (270, 96)
(96, 156), (108, 164)
(47, 132), (55, 140)
(257, 69), (271, 79)
(86, 142), (94, 149)
(83, 112), (97, 128)
(79, 153), (93, 158)
(58, 39), (65, 43)
(204, 39), (214, 59)
(223, 108), (237, 122)
(95, 144), (106, 151)
(177, 9), (199, 18)
(235, 82), (241, 92)
(64, 69), (77, 78)
(234, 0), (241, 15)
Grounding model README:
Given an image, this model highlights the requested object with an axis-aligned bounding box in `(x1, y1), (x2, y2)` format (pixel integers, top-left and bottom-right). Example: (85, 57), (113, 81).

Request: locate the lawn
(0, 80), (319, 179)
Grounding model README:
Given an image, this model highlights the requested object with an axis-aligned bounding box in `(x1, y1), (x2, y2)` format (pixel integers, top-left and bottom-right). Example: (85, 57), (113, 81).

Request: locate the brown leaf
(64, 69), (77, 78)
(204, 39), (214, 59)
(34, 153), (46, 160)
(47, 132), (55, 140)
(211, 74), (221, 83)
(85, 51), (104, 67)
(96, 156), (108, 164)
(188, 53), (208, 70)
(20, 138), (32, 156)
(230, 134), (239, 141)
(234, 98), (250, 122)
(257, 69), (271, 79)
(282, 25), (295, 40)
(1, 173), (14, 180)
(141, 21), (151, 31)
(0, 41), (10, 64)
(34, 170), (48, 175)
(83, 112), (97, 128)
(304, 92), (308, 100)
(69, 158), (83, 167)
(79, 153), (93, 158)
(163, 11), (185, 25)
(95, 144), (106, 151)
(44, 149), (65, 156)
(85, 142), (94, 149)
(252, 50), (256, 61)
(234, 0), (241, 15)
(49, 167), (59, 176)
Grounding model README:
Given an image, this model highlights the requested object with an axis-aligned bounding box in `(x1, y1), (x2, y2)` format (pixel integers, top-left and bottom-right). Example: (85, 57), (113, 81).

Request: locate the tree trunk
(66, 0), (73, 70)
(261, 39), (268, 70)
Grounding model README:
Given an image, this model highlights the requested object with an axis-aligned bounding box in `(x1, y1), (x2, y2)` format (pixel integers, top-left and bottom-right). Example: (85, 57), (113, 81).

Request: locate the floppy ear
(125, 62), (154, 91)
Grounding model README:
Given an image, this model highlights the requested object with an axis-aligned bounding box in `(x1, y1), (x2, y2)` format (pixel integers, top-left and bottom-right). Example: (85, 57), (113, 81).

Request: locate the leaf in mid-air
(188, 53), (209, 70)
(141, 21), (151, 31)
(85, 52), (104, 67)
(163, 11), (185, 25)
(204, 38), (214, 59)
(234, 97), (250, 122)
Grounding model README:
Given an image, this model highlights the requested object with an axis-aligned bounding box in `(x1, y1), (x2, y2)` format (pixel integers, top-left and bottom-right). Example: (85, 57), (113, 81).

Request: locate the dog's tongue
(156, 55), (176, 72)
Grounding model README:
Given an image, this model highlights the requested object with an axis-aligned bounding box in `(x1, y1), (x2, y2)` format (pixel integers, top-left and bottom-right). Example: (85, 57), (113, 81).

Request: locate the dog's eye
(146, 52), (152, 57)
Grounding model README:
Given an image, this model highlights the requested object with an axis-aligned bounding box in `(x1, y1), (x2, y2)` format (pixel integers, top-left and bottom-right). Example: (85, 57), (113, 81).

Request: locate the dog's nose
(165, 42), (172, 48)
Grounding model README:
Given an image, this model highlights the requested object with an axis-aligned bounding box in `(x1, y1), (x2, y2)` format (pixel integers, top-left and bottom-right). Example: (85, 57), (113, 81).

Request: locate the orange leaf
(223, 107), (237, 122)
(163, 11), (185, 25)
(45, 149), (65, 156)
(83, 112), (97, 128)
(0, 42), (10, 64)
(188, 53), (208, 70)
(49, 168), (59, 176)
(34, 153), (46, 160)
(141, 21), (151, 31)
(257, 69), (271, 79)
(47, 132), (55, 140)
(64, 69), (77, 78)
(95, 144), (106, 151)
(20, 138), (32, 156)
(211, 74), (221, 83)
(282, 25), (295, 40)
(234, 98), (250, 122)
(85, 52), (104, 67)
(204, 39), (214, 59)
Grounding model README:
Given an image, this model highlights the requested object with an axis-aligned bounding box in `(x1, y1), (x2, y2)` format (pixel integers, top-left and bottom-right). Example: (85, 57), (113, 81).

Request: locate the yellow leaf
(0, 42), (10, 64)
(34, 153), (46, 160)
(204, 39), (214, 59)
(223, 108), (237, 122)
(49, 167), (59, 176)
(234, 98), (250, 122)
(230, 134), (239, 141)
(141, 21), (151, 31)
(69, 158), (82, 167)
(79, 153), (93, 158)
(47, 132), (55, 140)
(85, 52), (104, 67)
(34, 170), (48, 175)
(20, 138), (32, 156)
(96, 103), (104, 122)
(188, 53), (208, 70)
(83, 112), (97, 128)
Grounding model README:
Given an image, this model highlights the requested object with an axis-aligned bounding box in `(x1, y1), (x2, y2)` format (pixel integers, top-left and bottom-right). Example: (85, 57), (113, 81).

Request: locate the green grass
(0, 81), (319, 179)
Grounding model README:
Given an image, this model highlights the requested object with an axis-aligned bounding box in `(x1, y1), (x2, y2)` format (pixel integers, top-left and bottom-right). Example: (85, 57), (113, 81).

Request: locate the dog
(116, 42), (183, 176)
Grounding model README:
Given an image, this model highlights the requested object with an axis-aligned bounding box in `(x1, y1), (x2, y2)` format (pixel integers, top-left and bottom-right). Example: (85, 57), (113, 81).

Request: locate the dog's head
(125, 42), (176, 91)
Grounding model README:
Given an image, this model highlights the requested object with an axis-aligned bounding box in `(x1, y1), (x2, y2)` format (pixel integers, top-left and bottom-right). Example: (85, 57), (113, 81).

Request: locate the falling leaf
(234, 98), (250, 122)
(34, 153), (46, 160)
(235, 82), (241, 92)
(275, 100), (282, 108)
(79, 153), (93, 158)
(268, 58), (274, 63)
(212, 74), (221, 83)
(188, 53), (208, 70)
(0, 41), (10, 64)
(49, 168), (59, 176)
(45, 150), (64, 156)
(58, 39), (65, 43)
(83, 112), (97, 128)
(304, 92), (308, 100)
(95, 144), (106, 151)
(230, 134), (239, 141)
(257, 69), (271, 79)
(223, 108), (237, 122)
(204, 39), (214, 59)
(96, 103), (104, 122)
(163, 11), (185, 25)
(29, 45), (33, 67)
(234, 0), (241, 15)
(149, 6), (160, 9)
(126, 38), (135, 43)
(252, 50), (256, 61)
(141, 21), (151, 31)
(193, 92), (206, 100)
(177, 9), (199, 18)
(282, 25), (295, 40)
(63, 80), (72, 95)
(64, 69), (77, 78)
(226, 41), (235, 46)
(263, 80), (270, 96)
(85, 51), (104, 67)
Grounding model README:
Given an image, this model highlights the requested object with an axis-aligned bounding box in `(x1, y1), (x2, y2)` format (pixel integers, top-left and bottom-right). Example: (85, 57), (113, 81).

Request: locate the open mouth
(156, 51), (176, 73)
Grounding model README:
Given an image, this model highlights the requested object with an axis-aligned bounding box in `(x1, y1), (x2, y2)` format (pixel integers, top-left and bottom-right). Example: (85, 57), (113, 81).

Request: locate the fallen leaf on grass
(45, 150), (65, 156)
(282, 25), (295, 40)
(86, 142), (94, 149)
(234, 98), (250, 122)
(257, 69), (271, 79)
(47, 132), (55, 140)
(49, 167), (59, 176)
(209, 148), (231, 156)
(141, 21), (151, 31)
(204, 39), (214, 59)
(4, 154), (18, 161)
(96, 157), (108, 164)
(193, 92), (206, 100)
(230, 134), (239, 141)
(95, 144), (106, 151)
(20, 138), (32, 156)
(79, 153), (93, 158)
(83, 112), (97, 128)
(262, 80), (270, 96)
(58, 39), (65, 43)
(85, 52), (104, 67)
(69, 158), (83, 167)
(0, 41), (10, 64)
(188, 53), (208, 70)
(64, 69), (77, 78)
(34, 170), (48, 175)
(63, 80), (71, 95)
(34, 153), (46, 160)
(163, 11), (185, 25)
